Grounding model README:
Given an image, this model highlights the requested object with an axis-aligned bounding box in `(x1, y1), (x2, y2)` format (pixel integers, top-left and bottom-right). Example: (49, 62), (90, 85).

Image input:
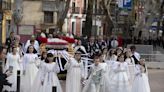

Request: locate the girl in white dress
(3, 46), (21, 91)
(21, 45), (39, 92)
(125, 49), (135, 86)
(14, 41), (24, 57)
(105, 49), (117, 79)
(125, 49), (135, 65)
(107, 49), (117, 61)
(82, 54), (111, 92)
(110, 53), (130, 92)
(131, 59), (150, 92)
(32, 51), (47, 92)
(65, 51), (85, 92)
(101, 48), (108, 61)
(40, 53), (63, 92)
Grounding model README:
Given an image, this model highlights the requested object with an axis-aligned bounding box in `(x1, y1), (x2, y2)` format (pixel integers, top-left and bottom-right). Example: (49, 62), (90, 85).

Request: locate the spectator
(130, 45), (141, 64)
(111, 37), (118, 48)
(6, 32), (16, 52)
(25, 35), (40, 53)
(117, 35), (123, 47)
(74, 40), (87, 54)
(0, 46), (12, 91)
(162, 36), (164, 49)
(96, 36), (107, 51)
(86, 37), (99, 59)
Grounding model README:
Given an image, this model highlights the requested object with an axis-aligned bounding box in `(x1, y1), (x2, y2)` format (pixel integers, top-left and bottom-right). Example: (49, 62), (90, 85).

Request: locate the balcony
(42, 0), (65, 12)
(71, 7), (80, 14)
(2, 0), (11, 10)
(93, 9), (105, 15)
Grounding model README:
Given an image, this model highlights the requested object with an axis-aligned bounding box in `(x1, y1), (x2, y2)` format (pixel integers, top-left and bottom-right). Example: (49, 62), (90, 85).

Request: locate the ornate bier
(38, 36), (75, 79)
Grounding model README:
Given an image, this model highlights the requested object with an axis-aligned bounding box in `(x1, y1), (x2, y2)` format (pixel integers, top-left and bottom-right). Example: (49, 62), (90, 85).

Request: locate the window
(2, 0), (11, 10)
(72, 2), (75, 13)
(83, 0), (87, 13)
(72, 22), (76, 34)
(82, 21), (85, 35)
(44, 11), (53, 23)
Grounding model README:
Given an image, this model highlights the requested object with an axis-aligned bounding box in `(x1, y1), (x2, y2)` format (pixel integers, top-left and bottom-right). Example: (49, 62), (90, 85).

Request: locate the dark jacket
(0, 61), (11, 91)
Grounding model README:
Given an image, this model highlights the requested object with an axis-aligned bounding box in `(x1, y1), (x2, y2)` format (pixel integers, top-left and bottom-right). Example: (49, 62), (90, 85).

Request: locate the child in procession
(40, 53), (62, 92)
(65, 51), (85, 92)
(32, 51), (47, 92)
(131, 59), (150, 92)
(82, 53), (111, 92)
(109, 53), (130, 92)
(21, 45), (39, 92)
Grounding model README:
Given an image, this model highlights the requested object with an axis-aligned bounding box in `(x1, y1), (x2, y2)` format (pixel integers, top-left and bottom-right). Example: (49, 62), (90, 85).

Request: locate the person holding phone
(0, 46), (12, 92)
(3, 46), (21, 91)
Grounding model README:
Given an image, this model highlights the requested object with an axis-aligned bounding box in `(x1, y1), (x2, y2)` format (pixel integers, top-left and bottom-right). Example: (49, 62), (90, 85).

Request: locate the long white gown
(21, 53), (39, 92)
(3, 53), (21, 91)
(82, 63), (111, 92)
(65, 58), (85, 92)
(125, 58), (135, 87)
(105, 55), (117, 74)
(40, 62), (63, 92)
(131, 64), (150, 92)
(31, 59), (45, 92)
(105, 55), (117, 80)
(109, 61), (130, 92)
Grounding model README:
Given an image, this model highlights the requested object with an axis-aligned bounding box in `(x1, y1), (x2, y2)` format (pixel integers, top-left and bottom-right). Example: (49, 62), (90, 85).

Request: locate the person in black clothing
(0, 46), (12, 91)
(96, 36), (107, 51)
(86, 37), (99, 59)
(162, 37), (164, 49)
(5, 32), (16, 51)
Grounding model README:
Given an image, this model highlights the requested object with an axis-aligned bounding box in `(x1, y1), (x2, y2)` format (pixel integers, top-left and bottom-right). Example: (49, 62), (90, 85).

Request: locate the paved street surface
(60, 80), (66, 92)
(149, 69), (164, 92)
(60, 69), (164, 92)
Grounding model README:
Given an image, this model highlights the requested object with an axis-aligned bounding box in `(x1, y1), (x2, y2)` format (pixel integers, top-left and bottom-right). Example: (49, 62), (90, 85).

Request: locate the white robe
(21, 53), (39, 92)
(31, 59), (45, 92)
(65, 58), (85, 92)
(82, 64), (111, 92)
(25, 40), (40, 53)
(105, 57), (116, 80)
(39, 62), (62, 92)
(131, 65), (150, 92)
(109, 61), (130, 92)
(107, 55), (117, 61)
(125, 58), (135, 86)
(3, 54), (21, 91)
(74, 46), (87, 54)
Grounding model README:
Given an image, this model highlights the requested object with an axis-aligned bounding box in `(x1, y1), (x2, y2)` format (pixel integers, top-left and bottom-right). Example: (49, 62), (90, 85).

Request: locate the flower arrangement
(60, 36), (75, 43)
